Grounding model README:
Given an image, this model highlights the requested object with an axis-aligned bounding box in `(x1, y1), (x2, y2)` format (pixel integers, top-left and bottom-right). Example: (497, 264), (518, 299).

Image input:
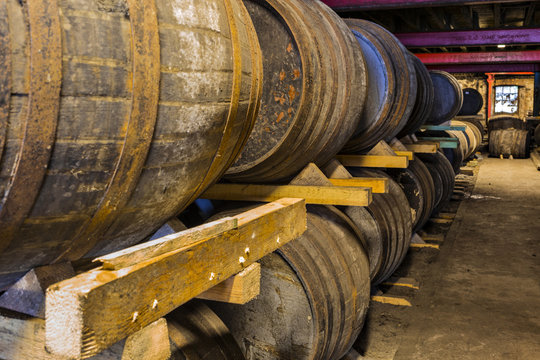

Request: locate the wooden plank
(121, 318), (170, 360)
(196, 262), (260, 304)
(200, 183), (371, 206)
(0, 314), (124, 360)
(329, 177), (388, 194)
(371, 295), (412, 307)
(45, 198), (307, 359)
(336, 154), (409, 168)
(416, 137), (459, 149)
(438, 212), (456, 219)
(97, 217), (238, 270)
(404, 142), (438, 153)
(421, 234), (445, 242)
(381, 277), (419, 290)
(410, 243), (440, 249)
(393, 150), (414, 160)
(420, 125), (466, 131)
(460, 166), (475, 176)
(430, 217), (454, 224)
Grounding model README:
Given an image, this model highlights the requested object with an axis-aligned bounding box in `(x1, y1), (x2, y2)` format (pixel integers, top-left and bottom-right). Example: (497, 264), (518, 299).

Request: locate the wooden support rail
(415, 137), (459, 149)
(393, 150), (414, 160)
(328, 177), (388, 193)
(420, 125), (466, 131)
(45, 198), (307, 359)
(201, 183), (372, 206)
(403, 142), (439, 153)
(196, 262), (260, 304)
(336, 154), (409, 168)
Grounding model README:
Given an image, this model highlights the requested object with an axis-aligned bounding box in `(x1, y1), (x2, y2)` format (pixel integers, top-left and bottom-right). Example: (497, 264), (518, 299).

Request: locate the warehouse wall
(454, 73), (534, 120)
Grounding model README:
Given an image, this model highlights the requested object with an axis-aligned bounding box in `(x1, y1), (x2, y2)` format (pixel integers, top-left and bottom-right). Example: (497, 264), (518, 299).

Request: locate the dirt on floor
(353, 156), (540, 360)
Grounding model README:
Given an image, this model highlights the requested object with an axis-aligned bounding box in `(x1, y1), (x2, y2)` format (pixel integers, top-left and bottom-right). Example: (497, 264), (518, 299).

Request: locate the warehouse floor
(355, 157), (540, 360)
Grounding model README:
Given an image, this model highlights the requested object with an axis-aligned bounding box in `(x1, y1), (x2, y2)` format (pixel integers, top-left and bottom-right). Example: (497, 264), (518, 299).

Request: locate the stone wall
(452, 73), (534, 121)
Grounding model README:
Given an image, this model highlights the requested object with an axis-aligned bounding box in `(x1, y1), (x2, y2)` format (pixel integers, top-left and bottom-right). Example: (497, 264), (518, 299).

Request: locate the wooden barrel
(346, 167), (412, 285)
(397, 53), (434, 137)
(452, 120), (482, 158)
(457, 116), (486, 141)
(388, 139), (436, 234)
(419, 130), (464, 174)
(168, 300), (245, 360)
(427, 71), (463, 125)
(446, 128), (470, 161)
(489, 129), (530, 158)
(488, 115), (527, 132)
(341, 19), (417, 152)
(208, 206), (371, 360)
(458, 88), (484, 116)
(0, 0), (262, 289)
(417, 152), (455, 216)
(225, 0), (367, 182)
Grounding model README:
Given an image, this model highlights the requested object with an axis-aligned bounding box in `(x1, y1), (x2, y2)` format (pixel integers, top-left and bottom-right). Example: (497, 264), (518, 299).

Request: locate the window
(494, 85), (519, 114)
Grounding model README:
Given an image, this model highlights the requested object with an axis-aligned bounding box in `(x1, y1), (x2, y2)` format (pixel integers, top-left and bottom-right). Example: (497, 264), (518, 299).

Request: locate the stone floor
(354, 157), (540, 360)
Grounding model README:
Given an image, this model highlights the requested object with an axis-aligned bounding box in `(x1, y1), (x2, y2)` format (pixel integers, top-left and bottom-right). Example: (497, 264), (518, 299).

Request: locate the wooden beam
(404, 143), (439, 153)
(415, 137), (459, 149)
(410, 243), (440, 249)
(421, 125), (466, 131)
(0, 315), (124, 360)
(371, 295), (412, 307)
(45, 198), (307, 359)
(336, 154), (409, 168)
(393, 150), (414, 160)
(329, 177), (389, 194)
(96, 217), (238, 270)
(322, 0), (527, 11)
(417, 50), (540, 65)
(425, 63), (540, 73)
(201, 183), (371, 207)
(196, 262), (260, 304)
(381, 277), (420, 289)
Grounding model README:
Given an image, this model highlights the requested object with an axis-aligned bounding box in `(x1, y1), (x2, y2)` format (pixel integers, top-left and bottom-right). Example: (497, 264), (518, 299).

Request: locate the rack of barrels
(0, 0), (480, 359)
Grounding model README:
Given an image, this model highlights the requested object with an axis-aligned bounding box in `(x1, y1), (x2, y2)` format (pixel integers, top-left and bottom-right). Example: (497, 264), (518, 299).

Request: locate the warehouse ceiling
(333, 1), (540, 53)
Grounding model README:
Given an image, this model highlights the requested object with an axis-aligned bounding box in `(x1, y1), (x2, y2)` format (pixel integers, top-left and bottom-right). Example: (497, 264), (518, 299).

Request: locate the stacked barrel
(182, 1), (466, 359)
(0, 0), (474, 359)
(0, 0), (263, 289)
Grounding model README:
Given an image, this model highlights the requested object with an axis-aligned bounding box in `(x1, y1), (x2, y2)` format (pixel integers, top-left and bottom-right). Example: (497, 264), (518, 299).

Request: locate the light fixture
(497, 44), (506, 49)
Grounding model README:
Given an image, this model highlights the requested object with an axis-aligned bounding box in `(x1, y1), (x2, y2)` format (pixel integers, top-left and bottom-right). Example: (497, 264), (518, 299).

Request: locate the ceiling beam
(493, 4), (502, 28)
(323, 0), (529, 12)
(396, 28), (540, 47)
(425, 64), (540, 73)
(416, 50), (540, 64)
(524, 3), (536, 26)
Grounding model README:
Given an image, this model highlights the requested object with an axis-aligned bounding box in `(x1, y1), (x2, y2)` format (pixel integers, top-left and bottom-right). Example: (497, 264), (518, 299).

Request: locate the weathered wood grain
(196, 262), (260, 304)
(336, 154), (409, 169)
(45, 198), (306, 359)
(201, 183), (372, 206)
(329, 177), (389, 194)
(96, 217), (238, 270)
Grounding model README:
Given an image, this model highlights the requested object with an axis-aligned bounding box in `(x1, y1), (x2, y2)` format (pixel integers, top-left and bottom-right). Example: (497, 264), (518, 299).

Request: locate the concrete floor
(355, 157), (540, 359)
